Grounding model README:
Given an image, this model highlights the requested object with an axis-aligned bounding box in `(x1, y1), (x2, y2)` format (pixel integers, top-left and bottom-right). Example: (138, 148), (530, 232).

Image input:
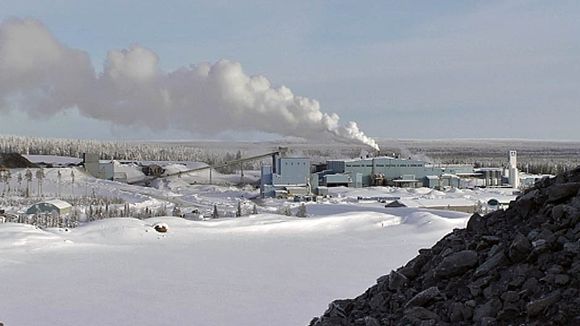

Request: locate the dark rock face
(310, 167), (580, 326)
(433, 250), (479, 279)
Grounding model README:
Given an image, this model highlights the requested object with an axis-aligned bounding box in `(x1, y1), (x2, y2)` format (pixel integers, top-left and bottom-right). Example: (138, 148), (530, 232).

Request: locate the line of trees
(1, 201), (172, 229)
(0, 135), (265, 167)
(0, 134), (373, 167)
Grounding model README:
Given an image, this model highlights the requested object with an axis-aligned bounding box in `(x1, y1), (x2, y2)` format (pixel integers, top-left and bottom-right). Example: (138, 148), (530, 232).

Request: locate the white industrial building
(83, 153), (114, 180)
(508, 150), (519, 188)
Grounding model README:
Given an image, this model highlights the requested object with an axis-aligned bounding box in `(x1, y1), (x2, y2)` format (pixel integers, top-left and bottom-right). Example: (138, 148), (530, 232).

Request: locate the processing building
(260, 154), (311, 198)
(320, 156), (474, 188)
(260, 154), (476, 197)
(257, 150), (533, 198)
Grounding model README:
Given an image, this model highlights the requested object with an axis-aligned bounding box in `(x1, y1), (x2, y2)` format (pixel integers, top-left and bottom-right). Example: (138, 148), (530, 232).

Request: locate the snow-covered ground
(0, 209), (468, 326)
(0, 158), (521, 325)
(326, 185), (517, 208)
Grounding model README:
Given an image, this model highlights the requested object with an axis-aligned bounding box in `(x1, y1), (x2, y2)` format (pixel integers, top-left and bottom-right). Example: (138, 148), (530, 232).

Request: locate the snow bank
(0, 210), (468, 326)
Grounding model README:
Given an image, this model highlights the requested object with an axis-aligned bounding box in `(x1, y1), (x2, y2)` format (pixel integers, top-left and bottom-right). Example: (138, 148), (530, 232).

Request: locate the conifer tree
(252, 204), (258, 215)
(296, 203), (307, 217)
(212, 204), (219, 219)
(236, 201), (242, 217)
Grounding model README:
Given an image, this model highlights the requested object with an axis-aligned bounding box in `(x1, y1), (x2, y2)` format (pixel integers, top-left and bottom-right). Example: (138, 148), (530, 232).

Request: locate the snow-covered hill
(0, 209), (467, 326)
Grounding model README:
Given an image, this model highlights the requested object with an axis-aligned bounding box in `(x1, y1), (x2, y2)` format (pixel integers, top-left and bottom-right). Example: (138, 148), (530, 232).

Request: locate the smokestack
(0, 18), (379, 151)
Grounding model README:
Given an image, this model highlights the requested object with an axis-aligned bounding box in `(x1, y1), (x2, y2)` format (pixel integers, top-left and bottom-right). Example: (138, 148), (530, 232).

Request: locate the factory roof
(329, 156), (426, 163)
(280, 157), (309, 160)
(475, 167), (504, 172)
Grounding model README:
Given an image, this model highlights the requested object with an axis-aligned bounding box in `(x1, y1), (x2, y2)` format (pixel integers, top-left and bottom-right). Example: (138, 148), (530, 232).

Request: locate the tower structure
(508, 150), (519, 188)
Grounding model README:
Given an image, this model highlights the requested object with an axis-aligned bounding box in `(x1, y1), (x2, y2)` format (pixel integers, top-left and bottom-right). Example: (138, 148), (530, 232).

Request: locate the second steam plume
(0, 18), (379, 150)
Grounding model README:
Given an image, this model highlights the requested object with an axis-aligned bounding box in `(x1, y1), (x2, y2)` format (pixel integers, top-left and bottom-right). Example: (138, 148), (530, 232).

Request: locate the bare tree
(36, 169), (45, 197)
(17, 172), (22, 195)
(25, 169), (33, 198)
(70, 170), (75, 197)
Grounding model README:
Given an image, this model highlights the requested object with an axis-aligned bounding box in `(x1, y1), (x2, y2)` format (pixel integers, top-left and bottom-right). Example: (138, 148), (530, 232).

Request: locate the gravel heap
(311, 168), (580, 325)
(0, 153), (37, 169)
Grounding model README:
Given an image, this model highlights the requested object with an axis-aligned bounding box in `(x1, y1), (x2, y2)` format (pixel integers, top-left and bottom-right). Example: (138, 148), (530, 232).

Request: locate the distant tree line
(0, 135), (268, 169)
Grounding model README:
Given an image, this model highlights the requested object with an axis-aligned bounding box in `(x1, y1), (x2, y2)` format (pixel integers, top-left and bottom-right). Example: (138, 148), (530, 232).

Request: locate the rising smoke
(0, 18), (379, 151)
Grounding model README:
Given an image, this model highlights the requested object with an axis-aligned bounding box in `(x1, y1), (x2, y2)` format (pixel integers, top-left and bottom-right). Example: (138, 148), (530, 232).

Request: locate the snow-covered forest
(2, 134), (579, 175)
(0, 134), (212, 161)
(0, 134), (368, 166)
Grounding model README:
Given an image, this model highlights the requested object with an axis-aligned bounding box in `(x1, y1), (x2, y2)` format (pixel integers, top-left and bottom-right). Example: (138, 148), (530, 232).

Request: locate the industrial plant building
(82, 149), (532, 199)
(260, 150), (531, 198)
(321, 156), (474, 188)
(260, 156), (311, 198)
(83, 153), (114, 180)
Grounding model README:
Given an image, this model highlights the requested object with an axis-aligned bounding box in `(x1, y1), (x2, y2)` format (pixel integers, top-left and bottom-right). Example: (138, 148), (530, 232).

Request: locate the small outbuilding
(385, 200), (408, 208)
(26, 199), (73, 215)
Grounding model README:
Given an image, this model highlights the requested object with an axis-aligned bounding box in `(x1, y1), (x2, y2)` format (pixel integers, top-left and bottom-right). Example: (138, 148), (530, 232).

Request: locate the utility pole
(57, 170), (62, 197)
(70, 169), (75, 197)
(240, 163), (244, 183)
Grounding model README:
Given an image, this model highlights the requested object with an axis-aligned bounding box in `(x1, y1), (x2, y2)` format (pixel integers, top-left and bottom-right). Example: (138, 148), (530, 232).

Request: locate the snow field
(0, 210), (468, 326)
(0, 157), (519, 325)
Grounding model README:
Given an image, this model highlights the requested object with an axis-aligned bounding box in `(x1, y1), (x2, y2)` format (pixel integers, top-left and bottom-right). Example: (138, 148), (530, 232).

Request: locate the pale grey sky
(1, 1), (579, 141)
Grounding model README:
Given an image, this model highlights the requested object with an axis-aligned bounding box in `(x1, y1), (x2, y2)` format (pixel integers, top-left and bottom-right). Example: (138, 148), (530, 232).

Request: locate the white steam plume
(0, 18), (379, 150)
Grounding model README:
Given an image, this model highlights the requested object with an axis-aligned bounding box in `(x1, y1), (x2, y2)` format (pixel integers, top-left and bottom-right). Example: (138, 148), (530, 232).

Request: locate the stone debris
(311, 167), (580, 325)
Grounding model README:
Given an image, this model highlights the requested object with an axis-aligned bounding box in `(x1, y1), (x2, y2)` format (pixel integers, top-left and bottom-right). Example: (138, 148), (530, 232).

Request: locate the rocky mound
(0, 153), (37, 169)
(311, 168), (580, 325)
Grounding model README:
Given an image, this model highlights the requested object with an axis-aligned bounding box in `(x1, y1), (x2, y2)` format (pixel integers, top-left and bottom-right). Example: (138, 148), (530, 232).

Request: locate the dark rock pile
(311, 168), (580, 325)
(0, 153), (37, 169)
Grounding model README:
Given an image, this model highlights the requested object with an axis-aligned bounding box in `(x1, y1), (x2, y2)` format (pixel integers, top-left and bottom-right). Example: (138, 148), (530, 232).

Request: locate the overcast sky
(1, 0), (579, 141)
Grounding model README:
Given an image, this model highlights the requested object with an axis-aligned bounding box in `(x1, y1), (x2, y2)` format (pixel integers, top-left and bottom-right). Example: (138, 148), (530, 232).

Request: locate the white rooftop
(41, 199), (73, 210)
(332, 156), (425, 163)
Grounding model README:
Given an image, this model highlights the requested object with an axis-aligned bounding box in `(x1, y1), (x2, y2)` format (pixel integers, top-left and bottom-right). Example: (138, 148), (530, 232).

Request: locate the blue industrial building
(259, 150), (531, 198)
(260, 155), (311, 197)
(260, 154), (478, 198)
(322, 156), (474, 188)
